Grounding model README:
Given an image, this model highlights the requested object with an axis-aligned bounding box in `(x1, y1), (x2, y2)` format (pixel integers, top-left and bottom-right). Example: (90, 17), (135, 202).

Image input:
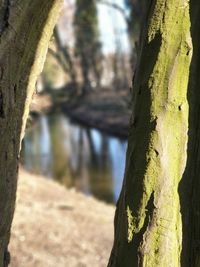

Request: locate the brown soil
(9, 169), (115, 267)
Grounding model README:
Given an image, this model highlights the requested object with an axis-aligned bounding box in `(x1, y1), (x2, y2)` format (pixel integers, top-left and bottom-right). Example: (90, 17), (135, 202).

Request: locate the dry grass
(9, 169), (115, 267)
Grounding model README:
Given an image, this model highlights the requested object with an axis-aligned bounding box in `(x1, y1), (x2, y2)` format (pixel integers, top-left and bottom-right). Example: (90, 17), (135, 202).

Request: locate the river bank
(32, 86), (131, 139)
(61, 87), (131, 139)
(9, 169), (115, 267)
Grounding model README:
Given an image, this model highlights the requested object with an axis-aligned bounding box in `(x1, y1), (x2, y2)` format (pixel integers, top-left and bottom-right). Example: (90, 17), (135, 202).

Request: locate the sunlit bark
(0, 1), (62, 266)
(108, 0), (192, 266)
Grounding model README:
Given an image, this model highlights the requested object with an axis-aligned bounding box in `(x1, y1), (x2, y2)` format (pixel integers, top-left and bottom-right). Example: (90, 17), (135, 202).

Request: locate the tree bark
(108, 0), (192, 266)
(180, 1), (200, 266)
(0, 1), (62, 266)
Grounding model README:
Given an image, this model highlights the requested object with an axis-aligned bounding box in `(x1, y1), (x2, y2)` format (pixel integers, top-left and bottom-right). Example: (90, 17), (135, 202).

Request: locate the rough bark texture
(0, 1), (62, 266)
(108, 0), (192, 266)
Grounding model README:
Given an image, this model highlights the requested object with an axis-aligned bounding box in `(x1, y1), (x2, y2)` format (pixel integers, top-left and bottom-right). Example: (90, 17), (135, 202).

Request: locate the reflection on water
(21, 113), (127, 203)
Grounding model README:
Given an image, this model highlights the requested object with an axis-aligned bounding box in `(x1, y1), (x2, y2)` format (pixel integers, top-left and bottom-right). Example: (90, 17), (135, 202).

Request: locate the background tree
(97, 0), (146, 68)
(108, 0), (193, 266)
(74, 0), (102, 92)
(0, 1), (62, 266)
(124, 0), (146, 58)
(48, 26), (77, 86)
(112, 29), (130, 90)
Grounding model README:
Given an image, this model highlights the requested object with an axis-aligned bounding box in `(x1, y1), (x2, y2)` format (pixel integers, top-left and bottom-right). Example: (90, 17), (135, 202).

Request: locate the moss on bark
(108, 1), (192, 266)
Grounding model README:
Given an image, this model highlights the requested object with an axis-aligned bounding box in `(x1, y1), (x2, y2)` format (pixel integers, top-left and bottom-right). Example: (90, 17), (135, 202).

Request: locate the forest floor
(36, 86), (131, 139)
(9, 169), (115, 267)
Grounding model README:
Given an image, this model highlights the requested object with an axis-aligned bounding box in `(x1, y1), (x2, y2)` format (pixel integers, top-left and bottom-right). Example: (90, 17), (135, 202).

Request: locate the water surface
(22, 113), (127, 203)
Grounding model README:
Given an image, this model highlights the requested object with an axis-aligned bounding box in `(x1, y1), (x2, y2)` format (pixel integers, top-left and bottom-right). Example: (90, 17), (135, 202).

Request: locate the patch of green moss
(127, 205), (134, 243)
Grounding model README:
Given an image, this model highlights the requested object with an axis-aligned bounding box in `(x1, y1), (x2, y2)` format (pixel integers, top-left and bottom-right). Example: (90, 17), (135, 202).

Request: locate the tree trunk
(0, 1), (62, 266)
(180, 1), (200, 266)
(108, 0), (192, 266)
(53, 26), (77, 85)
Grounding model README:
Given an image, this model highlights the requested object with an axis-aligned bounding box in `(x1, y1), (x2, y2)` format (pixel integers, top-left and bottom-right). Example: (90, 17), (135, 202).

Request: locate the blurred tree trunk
(125, 0), (146, 61)
(108, 0), (193, 266)
(52, 26), (77, 86)
(0, 1), (62, 266)
(74, 0), (102, 92)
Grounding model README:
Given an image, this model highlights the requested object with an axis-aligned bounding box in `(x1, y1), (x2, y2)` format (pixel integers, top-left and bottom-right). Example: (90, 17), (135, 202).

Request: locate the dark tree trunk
(0, 1), (62, 266)
(180, 1), (200, 266)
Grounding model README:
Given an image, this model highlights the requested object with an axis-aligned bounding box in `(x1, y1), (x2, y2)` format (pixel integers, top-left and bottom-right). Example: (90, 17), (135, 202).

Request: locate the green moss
(127, 206), (134, 243)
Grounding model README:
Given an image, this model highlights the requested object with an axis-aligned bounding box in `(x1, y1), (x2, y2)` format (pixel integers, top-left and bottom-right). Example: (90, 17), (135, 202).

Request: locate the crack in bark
(138, 191), (156, 265)
(0, 90), (5, 118)
(3, 250), (10, 267)
(0, 0), (11, 37)
(0, 66), (4, 80)
(13, 84), (17, 103)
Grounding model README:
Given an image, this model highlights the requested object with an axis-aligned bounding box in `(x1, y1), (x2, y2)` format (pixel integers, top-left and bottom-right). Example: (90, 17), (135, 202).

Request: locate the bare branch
(48, 47), (70, 74)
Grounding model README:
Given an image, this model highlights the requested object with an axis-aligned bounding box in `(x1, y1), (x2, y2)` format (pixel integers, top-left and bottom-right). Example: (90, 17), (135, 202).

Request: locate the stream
(21, 112), (127, 204)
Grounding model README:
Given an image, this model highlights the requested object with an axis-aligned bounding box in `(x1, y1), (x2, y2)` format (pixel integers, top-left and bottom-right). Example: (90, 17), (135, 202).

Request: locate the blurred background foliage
(21, 0), (145, 204)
